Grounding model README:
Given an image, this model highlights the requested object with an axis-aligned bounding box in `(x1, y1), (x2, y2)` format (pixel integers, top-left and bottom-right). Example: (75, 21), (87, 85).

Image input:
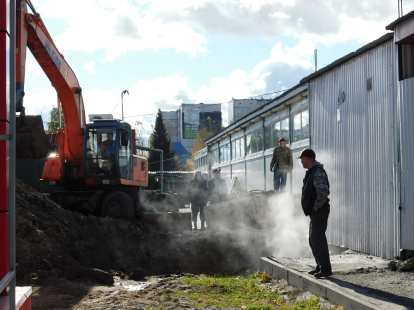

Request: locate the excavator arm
(16, 0), (86, 182)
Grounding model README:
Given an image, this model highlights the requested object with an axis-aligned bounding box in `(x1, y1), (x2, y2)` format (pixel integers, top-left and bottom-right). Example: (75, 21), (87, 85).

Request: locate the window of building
(236, 139), (241, 158)
(231, 138), (244, 160)
(245, 134), (252, 155)
(293, 114), (301, 142)
(246, 128), (264, 155)
(399, 44), (414, 81)
(251, 132), (258, 153)
(257, 128), (264, 152)
(264, 125), (272, 150)
(292, 110), (309, 142)
(237, 109), (243, 114)
(211, 149), (219, 166)
(302, 110), (309, 139)
(280, 118), (289, 144)
(264, 118), (290, 150)
(220, 143), (230, 162)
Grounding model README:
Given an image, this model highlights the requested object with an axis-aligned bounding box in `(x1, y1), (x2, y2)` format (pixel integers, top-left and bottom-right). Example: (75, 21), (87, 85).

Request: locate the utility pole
(121, 90), (129, 121)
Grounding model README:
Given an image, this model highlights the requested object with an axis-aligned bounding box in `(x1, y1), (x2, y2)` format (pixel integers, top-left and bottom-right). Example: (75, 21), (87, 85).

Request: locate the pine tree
(148, 109), (177, 171)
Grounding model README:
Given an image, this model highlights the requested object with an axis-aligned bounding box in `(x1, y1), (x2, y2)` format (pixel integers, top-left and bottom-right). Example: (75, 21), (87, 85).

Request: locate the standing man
(270, 138), (293, 191)
(187, 171), (207, 230)
(299, 149), (332, 278)
(206, 168), (229, 205)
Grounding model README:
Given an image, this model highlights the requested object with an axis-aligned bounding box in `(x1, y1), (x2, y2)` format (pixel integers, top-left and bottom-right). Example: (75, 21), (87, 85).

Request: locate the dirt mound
(16, 115), (53, 159)
(15, 179), (273, 285)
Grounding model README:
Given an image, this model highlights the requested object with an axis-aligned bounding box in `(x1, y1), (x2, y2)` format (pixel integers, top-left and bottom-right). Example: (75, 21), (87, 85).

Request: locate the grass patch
(169, 271), (326, 309)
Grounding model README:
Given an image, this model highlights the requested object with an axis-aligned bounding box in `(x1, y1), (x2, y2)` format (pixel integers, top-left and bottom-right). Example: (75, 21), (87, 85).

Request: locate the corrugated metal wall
(309, 39), (399, 259)
(16, 158), (57, 193)
(399, 78), (414, 251)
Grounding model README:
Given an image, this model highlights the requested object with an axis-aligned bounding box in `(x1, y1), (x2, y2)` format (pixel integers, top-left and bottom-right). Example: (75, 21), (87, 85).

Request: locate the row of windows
(195, 155), (207, 169)
(207, 110), (309, 165)
(237, 108), (256, 115)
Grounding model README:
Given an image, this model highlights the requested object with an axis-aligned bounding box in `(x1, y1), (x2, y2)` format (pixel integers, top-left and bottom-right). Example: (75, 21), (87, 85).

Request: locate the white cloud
(36, 0), (208, 61)
(23, 88), (58, 123)
(194, 39), (314, 102)
(25, 58), (44, 75)
(32, 0), (414, 62)
(83, 61), (96, 75)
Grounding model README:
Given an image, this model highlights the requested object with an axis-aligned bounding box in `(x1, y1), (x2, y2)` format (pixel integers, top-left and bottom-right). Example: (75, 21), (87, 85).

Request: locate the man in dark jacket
(270, 138), (293, 191)
(299, 149), (332, 278)
(187, 171), (207, 230)
(206, 168), (228, 204)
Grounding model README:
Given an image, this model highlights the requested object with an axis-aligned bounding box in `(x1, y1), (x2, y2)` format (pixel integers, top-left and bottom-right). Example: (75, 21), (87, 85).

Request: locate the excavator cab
(84, 120), (133, 182)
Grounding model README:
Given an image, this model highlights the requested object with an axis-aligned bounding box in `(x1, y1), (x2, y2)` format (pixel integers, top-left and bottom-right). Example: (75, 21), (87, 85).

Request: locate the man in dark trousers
(187, 171), (207, 230)
(270, 138), (293, 191)
(206, 168), (228, 204)
(299, 149), (332, 278)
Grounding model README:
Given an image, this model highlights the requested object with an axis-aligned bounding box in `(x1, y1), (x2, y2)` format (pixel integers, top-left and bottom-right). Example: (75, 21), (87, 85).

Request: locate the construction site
(2, 1), (414, 310)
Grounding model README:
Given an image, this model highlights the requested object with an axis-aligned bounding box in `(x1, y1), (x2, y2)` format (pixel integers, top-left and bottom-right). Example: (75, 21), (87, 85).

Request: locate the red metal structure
(1, 0), (32, 308)
(0, 0), (11, 298)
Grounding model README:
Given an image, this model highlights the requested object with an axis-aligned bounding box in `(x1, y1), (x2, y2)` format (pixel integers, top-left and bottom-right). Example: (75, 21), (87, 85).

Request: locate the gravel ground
(27, 274), (344, 309)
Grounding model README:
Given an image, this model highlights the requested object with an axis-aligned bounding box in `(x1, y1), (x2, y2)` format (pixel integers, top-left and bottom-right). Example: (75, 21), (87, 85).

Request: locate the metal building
(386, 13), (414, 256)
(301, 33), (400, 259)
(197, 16), (414, 259)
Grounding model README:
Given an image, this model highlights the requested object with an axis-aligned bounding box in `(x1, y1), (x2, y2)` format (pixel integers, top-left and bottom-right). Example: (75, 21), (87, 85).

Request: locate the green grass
(168, 271), (327, 309)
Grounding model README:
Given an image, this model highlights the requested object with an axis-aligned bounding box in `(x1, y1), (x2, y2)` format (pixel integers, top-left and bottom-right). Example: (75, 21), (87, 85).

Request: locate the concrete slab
(260, 255), (414, 310)
(0, 286), (32, 310)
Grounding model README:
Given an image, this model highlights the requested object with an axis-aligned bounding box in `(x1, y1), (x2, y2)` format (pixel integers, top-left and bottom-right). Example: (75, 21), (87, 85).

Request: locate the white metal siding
(399, 78), (414, 250)
(309, 39), (399, 259)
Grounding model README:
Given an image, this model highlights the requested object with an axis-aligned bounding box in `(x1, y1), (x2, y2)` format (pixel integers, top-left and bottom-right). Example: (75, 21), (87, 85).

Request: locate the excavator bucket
(16, 115), (53, 159)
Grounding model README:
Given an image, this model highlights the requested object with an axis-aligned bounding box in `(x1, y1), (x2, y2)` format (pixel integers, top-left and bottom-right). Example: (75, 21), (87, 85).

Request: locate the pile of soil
(15, 179), (273, 285)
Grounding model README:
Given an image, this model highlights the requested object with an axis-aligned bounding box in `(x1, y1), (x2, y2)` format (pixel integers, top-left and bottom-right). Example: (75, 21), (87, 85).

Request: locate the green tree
(148, 109), (177, 171)
(46, 107), (65, 133)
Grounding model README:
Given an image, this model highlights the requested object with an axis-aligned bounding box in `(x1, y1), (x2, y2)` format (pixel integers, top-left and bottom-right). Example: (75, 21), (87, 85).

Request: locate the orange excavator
(14, 0), (183, 223)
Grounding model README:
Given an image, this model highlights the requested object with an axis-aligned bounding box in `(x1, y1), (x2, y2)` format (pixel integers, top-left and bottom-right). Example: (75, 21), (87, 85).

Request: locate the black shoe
(307, 268), (320, 275)
(314, 271), (333, 278)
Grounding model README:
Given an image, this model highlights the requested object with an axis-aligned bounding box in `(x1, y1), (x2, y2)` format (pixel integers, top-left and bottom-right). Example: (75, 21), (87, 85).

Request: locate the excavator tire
(101, 191), (135, 221)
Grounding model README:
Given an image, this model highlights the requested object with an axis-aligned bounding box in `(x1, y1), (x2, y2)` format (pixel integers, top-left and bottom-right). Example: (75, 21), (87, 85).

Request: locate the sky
(22, 0), (414, 141)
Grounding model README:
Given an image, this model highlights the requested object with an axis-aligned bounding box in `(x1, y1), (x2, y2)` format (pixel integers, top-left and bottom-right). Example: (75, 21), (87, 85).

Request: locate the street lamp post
(121, 90), (129, 121)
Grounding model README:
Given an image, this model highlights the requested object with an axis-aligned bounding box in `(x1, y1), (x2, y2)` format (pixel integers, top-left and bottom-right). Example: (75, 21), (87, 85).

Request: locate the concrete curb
(260, 257), (408, 310)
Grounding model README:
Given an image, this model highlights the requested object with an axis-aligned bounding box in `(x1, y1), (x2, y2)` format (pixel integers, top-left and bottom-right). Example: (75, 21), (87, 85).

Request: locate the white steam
(265, 193), (311, 258)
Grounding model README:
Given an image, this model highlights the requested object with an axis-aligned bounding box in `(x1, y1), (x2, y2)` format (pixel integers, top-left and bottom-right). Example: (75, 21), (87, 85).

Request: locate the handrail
(0, 271), (15, 294)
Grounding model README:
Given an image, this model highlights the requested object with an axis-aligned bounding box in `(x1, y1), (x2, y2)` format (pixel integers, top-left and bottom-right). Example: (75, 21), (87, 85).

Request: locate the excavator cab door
(84, 126), (119, 178)
(118, 125), (133, 180)
(121, 129), (128, 146)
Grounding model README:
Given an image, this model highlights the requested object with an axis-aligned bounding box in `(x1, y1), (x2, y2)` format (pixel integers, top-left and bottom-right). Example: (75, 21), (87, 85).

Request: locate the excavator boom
(16, 0), (86, 181)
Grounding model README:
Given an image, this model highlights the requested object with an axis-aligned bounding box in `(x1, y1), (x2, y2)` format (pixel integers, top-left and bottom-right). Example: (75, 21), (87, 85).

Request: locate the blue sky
(22, 0), (412, 140)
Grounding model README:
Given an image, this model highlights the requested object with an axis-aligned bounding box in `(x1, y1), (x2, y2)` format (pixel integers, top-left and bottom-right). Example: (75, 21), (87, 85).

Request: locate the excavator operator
(100, 132), (115, 156)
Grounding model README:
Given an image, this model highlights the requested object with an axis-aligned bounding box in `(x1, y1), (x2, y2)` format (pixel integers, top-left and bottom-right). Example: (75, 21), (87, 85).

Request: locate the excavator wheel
(101, 191), (135, 221)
